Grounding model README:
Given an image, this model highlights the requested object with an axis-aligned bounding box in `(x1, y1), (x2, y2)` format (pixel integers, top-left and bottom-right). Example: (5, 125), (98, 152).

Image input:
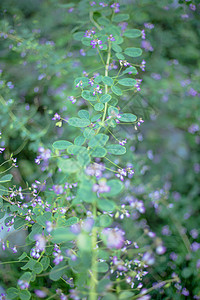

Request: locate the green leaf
(120, 113), (137, 122)
(124, 29), (141, 38)
(112, 43), (122, 52)
(74, 136), (86, 146)
(81, 37), (92, 46)
(94, 75), (103, 83)
(67, 145), (87, 155)
(68, 117), (90, 128)
(90, 147), (107, 158)
(116, 53), (125, 60)
(108, 106), (119, 116)
(77, 151), (91, 166)
(82, 90), (97, 102)
(105, 179), (124, 196)
(58, 158), (80, 173)
(113, 14), (129, 22)
(97, 261), (109, 273)
(97, 199), (116, 212)
(91, 114), (102, 122)
(78, 109), (90, 119)
(0, 174), (13, 183)
(49, 261), (66, 281)
(19, 289), (31, 300)
(118, 78), (137, 87)
(111, 85), (122, 96)
(18, 252), (27, 261)
(83, 128), (95, 139)
(29, 223), (43, 241)
(94, 103), (104, 111)
(40, 256), (50, 271)
(52, 228), (76, 243)
(88, 134), (109, 147)
(77, 233), (91, 252)
(33, 262), (43, 274)
(36, 212), (52, 227)
(99, 215), (113, 227)
(73, 31), (85, 41)
(119, 291), (135, 299)
(0, 185), (8, 196)
(102, 76), (114, 86)
(102, 294), (117, 300)
(53, 140), (72, 150)
(124, 47), (142, 57)
(14, 216), (26, 230)
(100, 94), (112, 103)
(19, 272), (32, 282)
(98, 17), (110, 26)
(65, 217), (79, 226)
(74, 77), (89, 88)
(122, 66), (138, 75)
(7, 288), (19, 299)
(106, 144), (126, 155)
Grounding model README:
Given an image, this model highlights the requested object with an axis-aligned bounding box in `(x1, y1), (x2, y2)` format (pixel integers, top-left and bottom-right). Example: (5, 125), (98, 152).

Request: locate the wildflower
(80, 49), (86, 56)
(34, 290), (47, 298)
(53, 244), (64, 265)
(90, 1), (96, 6)
(46, 221), (55, 233)
(85, 163), (105, 178)
(107, 34), (115, 41)
(35, 234), (46, 251)
(118, 22), (128, 33)
(89, 78), (94, 86)
(84, 29), (95, 38)
(18, 279), (29, 290)
(144, 23), (154, 29)
(119, 60), (130, 67)
(140, 60), (146, 71)
(52, 113), (61, 120)
(103, 228), (125, 249)
(156, 244), (166, 255)
(0, 148), (5, 153)
(137, 118), (144, 126)
(189, 4), (196, 11)
(115, 169), (127, 181)
(52, 185), (63, 195)
(90, 39), (103, 49)
(92, 85), (102, 95)
(135, 79), (142, 91)
(75, 80), (83, 88)
(92, 179), (111, 194)
(111, 3), (120, 13)
(119, 139), (127, 146)
(141, 40), (154, 52)
(99, 2), (108, 7)
(68, 96), (76, 104)
(108, 61), (118, 70)
(141, 29), (145, 39)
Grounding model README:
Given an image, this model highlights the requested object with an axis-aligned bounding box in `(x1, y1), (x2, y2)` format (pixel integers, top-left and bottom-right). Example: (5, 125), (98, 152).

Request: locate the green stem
(89, 202), (98, 300)
(89, 11), (102, 31)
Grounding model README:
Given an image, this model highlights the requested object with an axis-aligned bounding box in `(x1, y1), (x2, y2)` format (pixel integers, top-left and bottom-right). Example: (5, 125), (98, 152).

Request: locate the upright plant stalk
(89, 202), (98, 300)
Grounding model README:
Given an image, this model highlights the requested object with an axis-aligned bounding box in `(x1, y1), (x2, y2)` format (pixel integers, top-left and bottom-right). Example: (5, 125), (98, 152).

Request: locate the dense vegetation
(0, 0), (199, 299)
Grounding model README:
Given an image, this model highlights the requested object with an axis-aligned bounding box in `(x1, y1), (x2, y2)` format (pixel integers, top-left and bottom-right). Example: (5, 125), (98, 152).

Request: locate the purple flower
(189, 4), (196, 11)
(18, 280), (29, 290)
(108, 61), (118, 70)
(52, 113), (61, 120)
(99, 2), (108, 7)
(53, 244), (64, 265)
(103, 228), (125, 249)
(144, 23), (154, 29)
(141, 29), (145, 39)
(84, 29), (95, 38)
(156, 244), (166, 255)
(140, 60), (146, 71)
(92, 179), (111, 194)
(85, 163), (105, 178)
(119, 60), (130, 67)
(52, 185), (63, 195)
(119, 139), (127, 146)
(92, 85), (102, 95)
(141, 40), (154, 52)
(135, 79), (142, 91)
(0, 148), (5, 153)
(90, 39), (103, 49)
(90, 1), (96, 6)
(68, 96), (76, 104)
(115, 169), (127, 181)
(107, 34), (115, 41)
(80, 49), (86, 56)
(110, 3), (120, 13)
(34, 290), (47, 298)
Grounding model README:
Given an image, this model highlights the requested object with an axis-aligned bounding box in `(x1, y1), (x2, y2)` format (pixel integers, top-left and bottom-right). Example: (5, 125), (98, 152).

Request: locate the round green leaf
(124, 47), (142, 57)
(116, 53), (125, 60)
(97, 199), (116, 212)
(100, 94), (112, 103)
(97, 261), (109, 273)
(113, 14), (129, 22)
(123, 29), (141, 38)
(0, 174), (13, 183)
(90, 147), (107, 158)
(78, 109), (90, 119)
(94, 103), (104, 111)
(58, 158), (80, 173)
(118, 78), (137, 86)
(111, 85), (122, 96)
(88, 134), (109, 147)
(120, 113), (137, 122)
(68, 117), (90, 127)
(102, 76), (114, 86)
(106, 144), (126, 155)
(53, 140), (72, 150)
